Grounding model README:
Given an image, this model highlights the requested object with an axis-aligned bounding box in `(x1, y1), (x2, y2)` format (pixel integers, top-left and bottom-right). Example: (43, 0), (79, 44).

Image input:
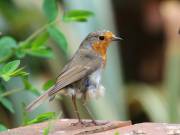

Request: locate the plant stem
(25, 24), (48, 43)
(0, 54), (14, 64)
(0, 89), (23, 97)
(21, 21), (56, 47)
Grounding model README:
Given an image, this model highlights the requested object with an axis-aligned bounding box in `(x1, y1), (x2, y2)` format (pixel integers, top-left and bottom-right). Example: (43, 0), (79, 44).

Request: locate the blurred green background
(0, 0), (180, 130)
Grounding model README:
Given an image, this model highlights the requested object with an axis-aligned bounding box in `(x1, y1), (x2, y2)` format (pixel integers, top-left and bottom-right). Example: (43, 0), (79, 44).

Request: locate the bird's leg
(82, 100), (97, 125)
(71, 95), (83, 124)
(83, 101), (108, 126)
(82, 94), (108, 126)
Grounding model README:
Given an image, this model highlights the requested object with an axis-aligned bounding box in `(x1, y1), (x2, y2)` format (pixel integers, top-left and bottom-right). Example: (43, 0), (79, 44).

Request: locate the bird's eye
(99, 36), (105, 40)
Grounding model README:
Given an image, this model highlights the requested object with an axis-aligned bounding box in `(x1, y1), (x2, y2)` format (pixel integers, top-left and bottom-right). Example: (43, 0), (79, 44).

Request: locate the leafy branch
(0, 0), (94, 131)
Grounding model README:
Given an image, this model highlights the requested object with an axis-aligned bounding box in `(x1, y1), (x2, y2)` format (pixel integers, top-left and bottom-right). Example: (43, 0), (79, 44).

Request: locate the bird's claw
(70, 120), (108, 127)
(70, 121), (85, 126)
(91, 120), (108, 126)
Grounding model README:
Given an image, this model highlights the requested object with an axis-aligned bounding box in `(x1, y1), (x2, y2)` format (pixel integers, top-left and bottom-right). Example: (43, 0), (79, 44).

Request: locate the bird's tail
(26, 90), (50, 112)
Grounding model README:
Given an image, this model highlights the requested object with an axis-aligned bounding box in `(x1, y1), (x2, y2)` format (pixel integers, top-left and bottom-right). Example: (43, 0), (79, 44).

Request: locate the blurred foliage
(43, 0), (58, 22)
(127, 84), (168, 122)
(0, 0), (94, 131)
(0, 124), (7, 131)
(47, 25), (68, 54)
(43, 126), (50, 135)
(43, 79), (56, 91)
(63, 10), (94, 22)
(25, 112), (57, 125)
(42, 113), (59, 135)
(114, 131), (120, 135)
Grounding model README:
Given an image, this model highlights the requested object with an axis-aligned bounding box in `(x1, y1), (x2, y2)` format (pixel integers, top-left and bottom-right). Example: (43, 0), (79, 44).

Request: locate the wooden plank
(0, 119), (131, 135)
(1, 119), (180, 135)
(96, 123), (180, 135)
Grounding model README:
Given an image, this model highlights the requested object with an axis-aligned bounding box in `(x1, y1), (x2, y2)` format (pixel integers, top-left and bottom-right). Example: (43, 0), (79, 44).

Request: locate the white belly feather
(66, 69), (105, 99)
(86, 69), (105, 99)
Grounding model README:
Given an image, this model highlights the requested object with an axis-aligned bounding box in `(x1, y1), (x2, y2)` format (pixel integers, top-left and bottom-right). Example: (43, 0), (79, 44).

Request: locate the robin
(26, 30), (122, 125)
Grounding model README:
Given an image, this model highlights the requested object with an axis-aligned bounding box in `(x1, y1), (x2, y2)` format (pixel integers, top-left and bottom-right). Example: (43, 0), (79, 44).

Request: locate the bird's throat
(92, 41), (109, 63)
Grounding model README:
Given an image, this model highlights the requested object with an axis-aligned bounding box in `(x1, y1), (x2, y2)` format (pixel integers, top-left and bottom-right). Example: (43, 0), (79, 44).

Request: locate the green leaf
(0, 36), (17, 48)
(0, 36), (17, 62)
(43, 0), (58, 22)
(18, 41), (31, 49)
(0, 60), (20, 75)
(63, 10), (94, 22)
(0, 124), (7, 131)
(43, 79), (55, 91)
(0, 84), (6, 93)
(47, 25), (68, 53)
(15, 48), (26, 58)
(31, 32), (49, 49)
(0, 97), (14, 113)
(10, 67), (29, 77)
(26, 112), (56, 125)
(25, 48), (54, 58)
(0, 61), (28, 81)
(1, 75), (10, 81)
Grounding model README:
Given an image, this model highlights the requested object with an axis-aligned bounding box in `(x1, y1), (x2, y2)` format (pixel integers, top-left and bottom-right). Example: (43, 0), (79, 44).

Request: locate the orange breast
(92, 41), (109, 64)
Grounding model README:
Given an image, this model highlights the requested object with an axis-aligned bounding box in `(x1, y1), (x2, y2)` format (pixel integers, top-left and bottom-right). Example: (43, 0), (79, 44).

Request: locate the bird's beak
(112, 35), (123, 41)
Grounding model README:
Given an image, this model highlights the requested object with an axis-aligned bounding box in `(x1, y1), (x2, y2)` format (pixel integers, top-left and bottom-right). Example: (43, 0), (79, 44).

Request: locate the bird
(26, 30), (122, 125)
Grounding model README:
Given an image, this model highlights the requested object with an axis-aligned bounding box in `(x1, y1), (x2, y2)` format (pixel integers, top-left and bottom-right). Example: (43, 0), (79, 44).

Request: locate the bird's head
(85, 30), (122, 44)
(82, 30), (122, 61)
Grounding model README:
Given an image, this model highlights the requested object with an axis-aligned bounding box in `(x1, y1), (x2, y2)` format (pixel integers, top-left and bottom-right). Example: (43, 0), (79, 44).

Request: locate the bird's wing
(26, 65), (91, 112)
(26, 49), (101, 112)
(48, 54), (101, 96)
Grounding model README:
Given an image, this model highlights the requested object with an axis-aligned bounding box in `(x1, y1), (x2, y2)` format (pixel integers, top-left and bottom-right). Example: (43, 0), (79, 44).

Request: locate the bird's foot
(91, 120), (108, 126)
(70, 120), (85, 126)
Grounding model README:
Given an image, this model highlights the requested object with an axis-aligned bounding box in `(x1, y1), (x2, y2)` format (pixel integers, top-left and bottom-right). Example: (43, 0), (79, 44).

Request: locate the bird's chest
(92, 42), (109, 64)
(88, 69), (102, 84)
